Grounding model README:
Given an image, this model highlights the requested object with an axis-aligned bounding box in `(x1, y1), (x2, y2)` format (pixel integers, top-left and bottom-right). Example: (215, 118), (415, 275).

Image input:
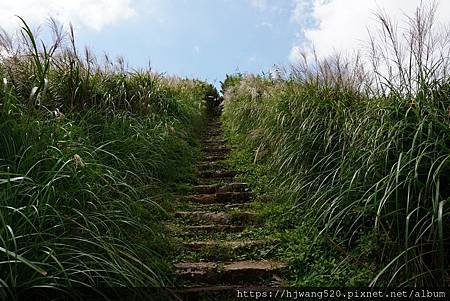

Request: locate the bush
(222, 3), (449, 286)
(0, 18), (215, 291)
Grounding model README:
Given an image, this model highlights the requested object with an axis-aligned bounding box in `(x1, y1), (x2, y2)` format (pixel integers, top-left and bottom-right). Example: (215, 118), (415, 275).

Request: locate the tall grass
(0, 18), (215, 292)
(222, 3), (449, 286)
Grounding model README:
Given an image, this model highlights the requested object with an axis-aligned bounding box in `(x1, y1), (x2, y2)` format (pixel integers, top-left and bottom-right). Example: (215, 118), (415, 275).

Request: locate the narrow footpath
(170, 113), (287, 300)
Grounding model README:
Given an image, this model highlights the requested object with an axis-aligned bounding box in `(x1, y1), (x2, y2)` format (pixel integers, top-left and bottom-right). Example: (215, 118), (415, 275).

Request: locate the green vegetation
(221, 5), (449, 286)
(0, 18), (215, 292)
(1, 3), (448, 294)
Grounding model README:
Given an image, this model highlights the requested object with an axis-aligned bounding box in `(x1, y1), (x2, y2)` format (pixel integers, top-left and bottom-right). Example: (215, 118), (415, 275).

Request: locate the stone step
(193, 183), (250, 194)
(176, 202), (252, 213)
(203, 126), (221, 130)
(201, 155), (227, 162)
(202, 145), (228, 152)
(184, 192), (253, 204)
(204, 120), (221, 124)
(200, 133), (222, 138)
(183, 240), (267, 251)
(175, 211), (259, 224)
(200, 134), (223, 140)
(205, 129), (222, 135)
(200, 132), (224, 141)
(201, 143), (226, 147)
(194, 203), (252, 210)
(202, 139), (227, 145)
(196, 178), (235, 185)
(181, 225), (247, 235)
(175, 260), (287, 285)
(201, 145), (229, 152)
(201, 150), (229, 157)
(197, 170), (237, 179)
(197, 161), (226, 171)
(165, 223), (250, 237)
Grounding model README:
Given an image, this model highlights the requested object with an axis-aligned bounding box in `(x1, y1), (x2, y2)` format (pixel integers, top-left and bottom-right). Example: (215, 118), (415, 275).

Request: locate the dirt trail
(170, 114), (287, 300)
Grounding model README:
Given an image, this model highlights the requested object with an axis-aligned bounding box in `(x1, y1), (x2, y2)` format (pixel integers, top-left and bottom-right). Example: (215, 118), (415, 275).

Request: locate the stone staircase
(170, 116), (287, 300)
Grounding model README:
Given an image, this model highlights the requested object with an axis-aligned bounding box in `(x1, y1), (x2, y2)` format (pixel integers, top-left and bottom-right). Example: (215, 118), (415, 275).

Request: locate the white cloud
(193, 45), (201, 54)
(290, 0), (450, 61)
(0, 0), (136, 32)
(249, 0), (268, 10)
(256, 22), (274, 30)
(291, 0), (311, 25)
(248, 56), (257, 63)
(249, 0), (288, 14)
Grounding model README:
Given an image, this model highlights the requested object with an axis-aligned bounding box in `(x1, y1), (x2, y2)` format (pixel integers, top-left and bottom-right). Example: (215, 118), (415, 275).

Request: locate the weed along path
(169, 113), (287, 300)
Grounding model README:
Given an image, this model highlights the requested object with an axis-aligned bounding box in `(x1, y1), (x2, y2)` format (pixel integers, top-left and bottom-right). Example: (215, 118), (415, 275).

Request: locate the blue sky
(1, 0), (449, 86)
(74, 0), (301, 86)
